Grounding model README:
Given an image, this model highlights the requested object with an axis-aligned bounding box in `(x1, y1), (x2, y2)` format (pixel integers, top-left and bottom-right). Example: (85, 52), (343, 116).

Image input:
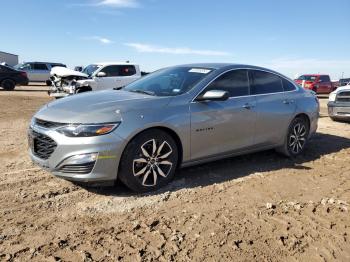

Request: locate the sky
(1, 0), (350, 79)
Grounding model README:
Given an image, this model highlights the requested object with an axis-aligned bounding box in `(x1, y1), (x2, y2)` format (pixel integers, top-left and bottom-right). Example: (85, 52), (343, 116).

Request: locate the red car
(294, 74), (335, 94)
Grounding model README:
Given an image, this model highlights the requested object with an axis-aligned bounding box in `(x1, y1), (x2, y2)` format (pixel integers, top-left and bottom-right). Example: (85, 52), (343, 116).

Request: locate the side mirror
(196, 90), (229, 102)
(96, 72), (107, 77)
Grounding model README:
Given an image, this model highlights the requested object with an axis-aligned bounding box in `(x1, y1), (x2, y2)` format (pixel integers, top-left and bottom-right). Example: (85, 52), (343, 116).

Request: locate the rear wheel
(1, 79), (15, 90)
(118, 129), (178, 192)
(277, 116), (310, 157)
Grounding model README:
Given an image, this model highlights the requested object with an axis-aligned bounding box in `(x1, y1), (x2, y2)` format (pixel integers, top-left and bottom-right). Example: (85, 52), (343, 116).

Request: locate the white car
(328, 83), (350, 121)
(14, 62), (66, 83)
(49, 62), (141, 98)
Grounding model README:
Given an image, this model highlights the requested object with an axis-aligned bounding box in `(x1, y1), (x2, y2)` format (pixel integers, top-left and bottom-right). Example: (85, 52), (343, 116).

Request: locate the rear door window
(33, 63), (48, 70)
(205, 69), (249, 97)
(250, 70), (283, 95)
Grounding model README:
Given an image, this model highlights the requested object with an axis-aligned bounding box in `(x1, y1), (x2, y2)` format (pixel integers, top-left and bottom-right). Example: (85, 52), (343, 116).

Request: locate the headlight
(57, 123), (120, 137)
(329, 93), (336, 102)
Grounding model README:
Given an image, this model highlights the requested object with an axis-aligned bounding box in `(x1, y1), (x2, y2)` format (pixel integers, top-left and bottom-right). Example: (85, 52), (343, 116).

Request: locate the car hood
(35, 90), (172, 123)
(333, 85), (350, 94)
(50, 66), (89, 78)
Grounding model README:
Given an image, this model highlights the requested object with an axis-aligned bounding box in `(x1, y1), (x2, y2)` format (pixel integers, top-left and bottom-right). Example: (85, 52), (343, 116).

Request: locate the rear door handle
(242, 103), (254, 110)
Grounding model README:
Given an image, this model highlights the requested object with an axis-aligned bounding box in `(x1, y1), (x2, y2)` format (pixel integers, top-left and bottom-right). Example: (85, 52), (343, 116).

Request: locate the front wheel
(1, 79), (16, 90)
(276, 116), (310, 157)
(118, 129), (178, 192)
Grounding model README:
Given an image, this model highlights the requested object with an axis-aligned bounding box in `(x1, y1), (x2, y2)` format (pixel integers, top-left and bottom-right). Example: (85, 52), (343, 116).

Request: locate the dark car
(339, 78), (350, 87)
(0, 64), (29, 90)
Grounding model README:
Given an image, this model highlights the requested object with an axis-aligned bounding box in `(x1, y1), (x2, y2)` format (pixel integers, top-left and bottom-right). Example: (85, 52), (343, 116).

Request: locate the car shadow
(0, 87), (49, 92)
(81, 132), (350, 197)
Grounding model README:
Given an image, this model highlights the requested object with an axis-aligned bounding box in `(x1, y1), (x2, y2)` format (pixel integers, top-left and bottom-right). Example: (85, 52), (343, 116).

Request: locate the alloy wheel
(132, 139), (173, 187)
(288, 123), (307, 154)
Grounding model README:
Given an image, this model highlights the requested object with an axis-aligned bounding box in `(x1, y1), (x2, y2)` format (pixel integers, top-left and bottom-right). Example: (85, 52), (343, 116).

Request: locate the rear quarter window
(119, 65), (137, 76)
(282, 78), (296, 91)
(250, 70), (283, 95)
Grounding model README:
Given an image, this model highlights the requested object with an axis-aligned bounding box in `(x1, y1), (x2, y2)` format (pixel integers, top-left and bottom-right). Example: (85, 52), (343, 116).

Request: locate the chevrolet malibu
(28, 64), (319, 192)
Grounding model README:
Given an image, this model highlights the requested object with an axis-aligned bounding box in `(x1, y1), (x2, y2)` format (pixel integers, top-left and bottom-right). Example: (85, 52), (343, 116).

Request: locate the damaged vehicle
(48, 67), (89, 98)
(48, 62), (141, 98)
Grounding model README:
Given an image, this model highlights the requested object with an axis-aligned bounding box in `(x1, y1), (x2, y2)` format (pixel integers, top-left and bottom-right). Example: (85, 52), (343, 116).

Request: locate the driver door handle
(283, 99), (294, 105)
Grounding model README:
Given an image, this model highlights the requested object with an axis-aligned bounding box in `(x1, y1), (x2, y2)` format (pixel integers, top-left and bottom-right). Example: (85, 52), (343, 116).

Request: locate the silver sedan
(28, 64), (319, 192)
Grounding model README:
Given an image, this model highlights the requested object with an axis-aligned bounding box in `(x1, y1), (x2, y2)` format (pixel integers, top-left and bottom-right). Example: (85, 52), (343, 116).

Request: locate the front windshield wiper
(128, 89), (155, 96)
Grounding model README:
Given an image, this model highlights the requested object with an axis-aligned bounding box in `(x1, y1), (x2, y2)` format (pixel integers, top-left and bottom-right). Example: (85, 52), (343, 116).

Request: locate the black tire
(1, 79), (16, 90)
(276, 116), (310, 158)
(118, 129), (178, 192)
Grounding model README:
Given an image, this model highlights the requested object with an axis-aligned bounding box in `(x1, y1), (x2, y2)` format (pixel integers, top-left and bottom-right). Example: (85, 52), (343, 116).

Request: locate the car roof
(175, 63), (289, 76)
(95, 62), (138, 66)
(22, 61), (65, 65)
(300, 74), (327, 76)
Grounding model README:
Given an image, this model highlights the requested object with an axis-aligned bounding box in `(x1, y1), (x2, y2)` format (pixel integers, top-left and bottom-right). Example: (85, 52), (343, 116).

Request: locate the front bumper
(328, 102), (350, 119)
(28, 125), (126, 183)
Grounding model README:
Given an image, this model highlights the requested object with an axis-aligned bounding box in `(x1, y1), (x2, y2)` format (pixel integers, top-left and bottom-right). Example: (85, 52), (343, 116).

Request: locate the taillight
(20, 72), (27, 78)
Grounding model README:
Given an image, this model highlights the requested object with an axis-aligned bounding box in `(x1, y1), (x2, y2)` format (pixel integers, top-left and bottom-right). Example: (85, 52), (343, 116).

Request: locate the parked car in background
(80, 62), (141, 90)
(74, 66), (83, 72)
(294, 74), (335, 94)
(48, 62), (141, 98)
(0, 64), (28, 90)
(29, 63), (319, 192)
(338, 78), (350, 87)
(328, 82), (350, 121)
(14, 62), (66, 84)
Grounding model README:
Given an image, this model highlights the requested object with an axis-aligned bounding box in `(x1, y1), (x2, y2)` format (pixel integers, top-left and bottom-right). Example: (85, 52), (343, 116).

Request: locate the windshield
(82, 64), (101, 76)
(297, 75), (317, 81)
(14, 63), (31, 70)
(124, 67), (213, 96)
(13, 63), (24, 69)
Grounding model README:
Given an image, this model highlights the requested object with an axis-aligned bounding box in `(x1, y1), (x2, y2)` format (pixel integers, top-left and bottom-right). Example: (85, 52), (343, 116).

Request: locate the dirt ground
(0, 85), (349, 262)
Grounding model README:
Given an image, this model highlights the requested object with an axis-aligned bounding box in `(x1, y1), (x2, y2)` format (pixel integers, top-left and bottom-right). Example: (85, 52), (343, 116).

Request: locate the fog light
(58, 153), (98, 167)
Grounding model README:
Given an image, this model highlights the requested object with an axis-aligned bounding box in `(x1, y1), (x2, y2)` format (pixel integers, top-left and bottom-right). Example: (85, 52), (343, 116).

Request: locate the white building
(0, 51), (19, 66)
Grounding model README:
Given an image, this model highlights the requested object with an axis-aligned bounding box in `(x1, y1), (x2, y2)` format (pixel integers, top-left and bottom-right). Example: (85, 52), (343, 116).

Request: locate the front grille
(336, 91), (350, 103)
(35, 118), (67, 129)
(32, 131), (57, 160)
(58, 162), (95, 174)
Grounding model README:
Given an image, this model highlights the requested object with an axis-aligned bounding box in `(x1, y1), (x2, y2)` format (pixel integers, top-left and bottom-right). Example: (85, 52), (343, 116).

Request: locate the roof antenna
(126, 60), (130, 63)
